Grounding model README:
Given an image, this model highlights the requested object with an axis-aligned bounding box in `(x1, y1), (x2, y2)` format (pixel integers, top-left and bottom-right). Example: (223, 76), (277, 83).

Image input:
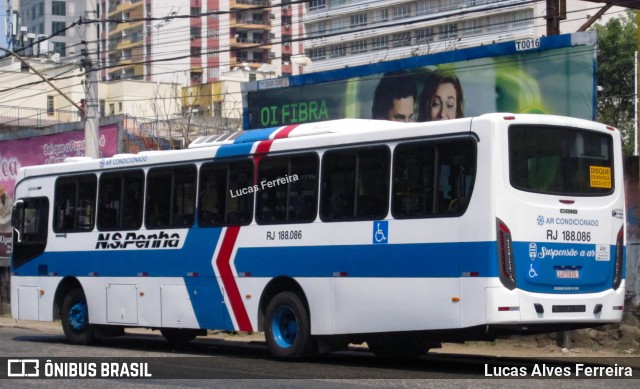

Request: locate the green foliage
(595, 11), (637, 155)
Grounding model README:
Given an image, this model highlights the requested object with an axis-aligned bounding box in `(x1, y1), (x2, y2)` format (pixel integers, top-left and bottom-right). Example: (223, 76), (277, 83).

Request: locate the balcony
(109, 20), (144, 37)
(231, 57), (266, 69)
(232, 18), (272, 30)
(230, 38), (272, 49)
(230, 0), (271, 10)
(109, 0), (143, 18)
(108, 63), (144, 79)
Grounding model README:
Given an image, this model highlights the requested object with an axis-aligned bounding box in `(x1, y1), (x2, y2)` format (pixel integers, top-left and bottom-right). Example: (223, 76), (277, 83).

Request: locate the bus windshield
(509, 125), (614, 196)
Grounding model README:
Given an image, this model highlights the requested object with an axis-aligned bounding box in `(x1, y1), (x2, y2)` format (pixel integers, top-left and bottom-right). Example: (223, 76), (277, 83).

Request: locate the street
(0, 320), (639, 388)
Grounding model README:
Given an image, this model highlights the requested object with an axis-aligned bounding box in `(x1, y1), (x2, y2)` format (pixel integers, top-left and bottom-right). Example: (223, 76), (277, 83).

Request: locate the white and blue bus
(10, 113), (626, 358)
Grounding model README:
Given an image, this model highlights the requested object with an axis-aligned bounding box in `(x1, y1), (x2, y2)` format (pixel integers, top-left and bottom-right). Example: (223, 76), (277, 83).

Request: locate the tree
(595, 11), (637, 155)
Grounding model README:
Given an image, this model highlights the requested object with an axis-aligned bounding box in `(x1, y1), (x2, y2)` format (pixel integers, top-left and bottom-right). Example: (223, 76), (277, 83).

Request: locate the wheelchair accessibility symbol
(528, 264), (538, 278)
(373, 221), (388, 244)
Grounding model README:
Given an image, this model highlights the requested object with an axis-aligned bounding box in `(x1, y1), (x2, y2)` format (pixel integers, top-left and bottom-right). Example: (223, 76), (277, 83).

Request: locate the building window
(488, 13), (511, 32)
(416, 0), (433, 16)
(309, 0), (326, 11)
(52, 21), (66, 35)
(350, 39), (367, 54)
(191, 46), (201, 57)
(393, 4), (411, 19)
(47, 96), (54, 115)
(52, 42), (66, 57)
(440, 23), (458, 40)
(513, 9), (534, 28)
(330, 43), (346, 58)
(213, 102), (222, 116)
(350, 13), (367, 27)
(372, 9), (388, 24)
(462, 19), (483, 36)
(439, 0), (457, 12)
(190, 6), (200, 16)
(190, 27), (201, 39)
(371, 36), (388, 50)
(308, 47), (326, 61)
(392, 32), (411, 47)
(52, 1), (66, 16)
(416, 27), (434, 44)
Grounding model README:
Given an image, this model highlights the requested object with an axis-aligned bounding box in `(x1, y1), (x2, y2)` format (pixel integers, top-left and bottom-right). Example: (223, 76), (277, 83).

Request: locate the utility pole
(84, 0), (100, 159)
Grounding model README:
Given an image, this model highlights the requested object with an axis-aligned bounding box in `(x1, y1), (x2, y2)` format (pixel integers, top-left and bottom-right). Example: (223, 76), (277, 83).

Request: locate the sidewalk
(3, 314), (640, 361)
(0, 314), (266, 342)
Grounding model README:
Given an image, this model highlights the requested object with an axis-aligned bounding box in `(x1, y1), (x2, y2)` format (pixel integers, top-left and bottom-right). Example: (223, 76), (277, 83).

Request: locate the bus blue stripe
(233, 127), (279, 143)
(16, 240), (498, 278)
(215, 143), (255, 158)
(234, 241), (499, 278)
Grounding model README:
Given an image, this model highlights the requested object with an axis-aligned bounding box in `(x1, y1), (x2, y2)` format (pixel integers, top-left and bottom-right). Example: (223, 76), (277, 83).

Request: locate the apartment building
(9, 0), (304, 84)
(102, 0), (305, 84)
(302, 0), (626, 72)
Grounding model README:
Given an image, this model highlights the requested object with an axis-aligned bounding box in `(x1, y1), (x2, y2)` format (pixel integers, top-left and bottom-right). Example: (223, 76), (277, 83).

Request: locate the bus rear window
(509, 125), (614, 196)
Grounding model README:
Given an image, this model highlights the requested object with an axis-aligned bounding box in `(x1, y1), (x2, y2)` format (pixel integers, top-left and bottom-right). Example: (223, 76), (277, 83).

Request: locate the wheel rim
(272, 305), (297, 349)
(68, 302), (88, 332)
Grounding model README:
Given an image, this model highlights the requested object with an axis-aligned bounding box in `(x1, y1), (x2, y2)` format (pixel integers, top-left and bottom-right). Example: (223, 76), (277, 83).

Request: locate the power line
(0, 1), (633, 108)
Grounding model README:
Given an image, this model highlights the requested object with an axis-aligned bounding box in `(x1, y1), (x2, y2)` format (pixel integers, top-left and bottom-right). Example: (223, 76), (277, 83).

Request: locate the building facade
(102, 0), (305, 84)
(301, 0), (627, 73)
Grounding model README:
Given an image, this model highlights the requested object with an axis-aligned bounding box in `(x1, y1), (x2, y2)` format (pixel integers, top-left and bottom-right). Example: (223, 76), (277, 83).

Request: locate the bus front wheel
(60, 288), (96, 345)
(264, 291), (316, 358)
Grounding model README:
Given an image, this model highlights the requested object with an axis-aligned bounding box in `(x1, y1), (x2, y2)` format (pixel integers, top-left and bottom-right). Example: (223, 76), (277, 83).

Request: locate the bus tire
(161, 328), (198, 346)
(368, 335), (429, 359)
(60, 288), (96, 345)
(265, 291), (316, 358)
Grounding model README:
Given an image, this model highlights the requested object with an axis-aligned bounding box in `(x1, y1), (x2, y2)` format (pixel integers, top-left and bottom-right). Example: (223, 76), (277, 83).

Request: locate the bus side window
(98, 170), (144, 231)
(226, 163), (253, 225)
(53, 174), (97, 233)
(321, 146), (389, 222)
(199, 161), (254, 227)
(146, 165), (196, 229)
(256, 154), (318, 224)
(392, 139), (475, 218)
(392, 143), (436, 218)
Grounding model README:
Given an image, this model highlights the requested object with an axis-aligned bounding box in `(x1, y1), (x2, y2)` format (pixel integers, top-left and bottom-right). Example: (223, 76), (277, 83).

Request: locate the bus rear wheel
(60, 288), (95, 345)
(264, 291), (316, 358)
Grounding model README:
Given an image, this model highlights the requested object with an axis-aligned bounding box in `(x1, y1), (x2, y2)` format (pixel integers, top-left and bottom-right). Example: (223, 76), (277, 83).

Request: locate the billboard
(246, 31), (596, 129)
(0, 125), (119, 257)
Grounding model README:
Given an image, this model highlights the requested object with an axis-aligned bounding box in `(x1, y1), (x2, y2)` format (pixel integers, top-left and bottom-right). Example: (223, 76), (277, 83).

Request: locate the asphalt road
(0, 322), (638, 388)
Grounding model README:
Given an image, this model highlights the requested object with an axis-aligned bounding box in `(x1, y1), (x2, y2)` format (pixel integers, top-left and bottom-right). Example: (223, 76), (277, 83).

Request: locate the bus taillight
(613, 226), (624, 290)
(497, 218), (516, 290)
